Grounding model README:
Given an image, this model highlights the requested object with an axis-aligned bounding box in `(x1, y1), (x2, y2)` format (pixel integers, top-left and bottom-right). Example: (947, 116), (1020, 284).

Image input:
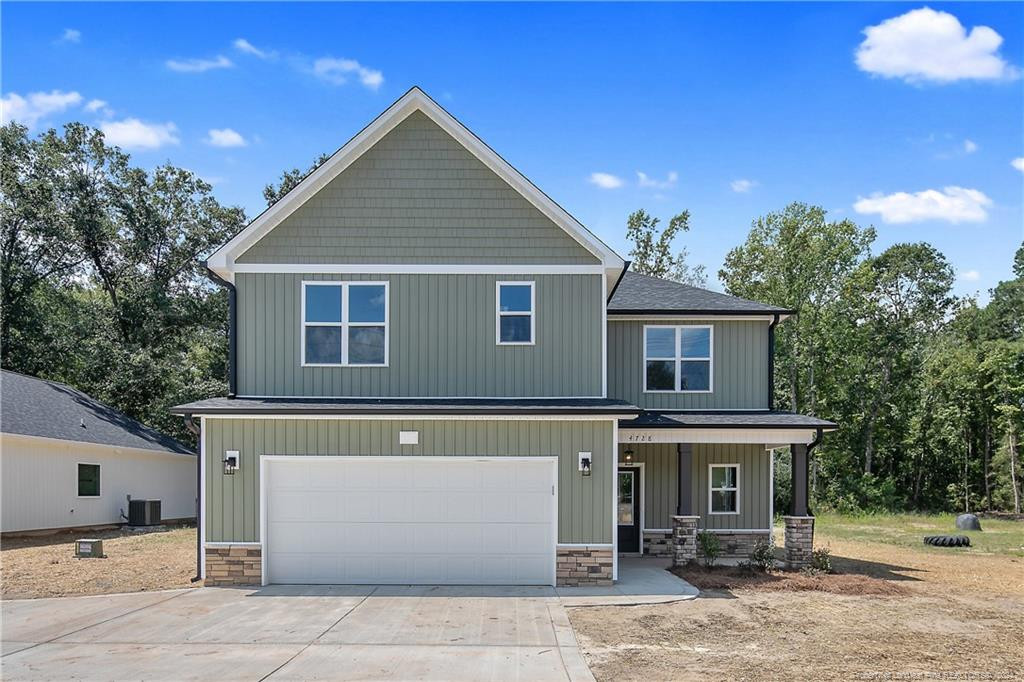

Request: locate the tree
(625, 209), (707, 286)
(262, 153), (330, 207)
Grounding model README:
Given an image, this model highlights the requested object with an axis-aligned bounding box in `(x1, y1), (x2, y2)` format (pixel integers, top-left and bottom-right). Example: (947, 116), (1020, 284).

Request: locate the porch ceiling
(618, 411), (836, 445)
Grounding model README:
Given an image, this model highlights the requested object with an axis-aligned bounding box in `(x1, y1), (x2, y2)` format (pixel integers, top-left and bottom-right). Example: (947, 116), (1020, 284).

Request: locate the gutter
(204, 266), (237, 398)
(768, 313), (780, 410)
(607, 260), (631, 303)
(183, 415), (202, 583)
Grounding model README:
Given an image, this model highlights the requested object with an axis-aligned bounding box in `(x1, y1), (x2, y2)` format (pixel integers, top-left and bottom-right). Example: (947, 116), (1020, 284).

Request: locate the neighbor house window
(709, 464), (739, 514)
(302, 282), (389, 366)
(78, 463), (100, 497)
(643, 325), (712, 392)
(496, 281), (535, 345)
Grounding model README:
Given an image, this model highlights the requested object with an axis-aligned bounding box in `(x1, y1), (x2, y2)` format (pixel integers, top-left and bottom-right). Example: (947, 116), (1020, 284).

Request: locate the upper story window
(643, 325), (712, 393)
(709, 463), (739, 514)
(496, 281), (535, 345)
(302, 281), (389, 367)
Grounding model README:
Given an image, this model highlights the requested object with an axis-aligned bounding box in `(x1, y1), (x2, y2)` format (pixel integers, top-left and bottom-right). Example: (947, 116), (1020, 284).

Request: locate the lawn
(570, 513), (1024, 681)
(1, 526), (199, 599)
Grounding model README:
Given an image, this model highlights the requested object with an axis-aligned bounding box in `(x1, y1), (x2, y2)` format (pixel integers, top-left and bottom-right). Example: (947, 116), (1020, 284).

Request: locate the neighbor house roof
(620, 411), (836, 430)
(607, 271), (793, 316)
(1, 370), (194, 455)
(171, 397), (640, 417)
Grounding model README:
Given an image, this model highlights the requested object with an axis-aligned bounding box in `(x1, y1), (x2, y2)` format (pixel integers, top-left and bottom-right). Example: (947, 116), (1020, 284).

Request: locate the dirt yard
(570, 517), (1024, 681)
(1, 526), (198, 599)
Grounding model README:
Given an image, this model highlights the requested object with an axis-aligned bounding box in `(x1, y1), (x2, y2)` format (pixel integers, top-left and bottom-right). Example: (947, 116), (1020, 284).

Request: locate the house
(1, 370), (196, 534)
(171, 87), (834, 587)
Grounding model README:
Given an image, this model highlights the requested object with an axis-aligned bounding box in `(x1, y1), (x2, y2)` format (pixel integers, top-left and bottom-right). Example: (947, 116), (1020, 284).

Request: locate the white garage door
(264, 457), (557, 586)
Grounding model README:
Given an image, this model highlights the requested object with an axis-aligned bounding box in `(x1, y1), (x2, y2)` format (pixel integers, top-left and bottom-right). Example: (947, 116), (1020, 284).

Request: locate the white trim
(0, 431), (195, 459)
(601, 271), (608, 398)
(199, 416), (206, 580)
(556, 543), (615, 549)
(260, 455), (559, 587)
(709, 463), (740, 515)
(617, 461), (645, 554)
(197, 413), (631, 422)
(643, 528), (673, 533)
(206, 88), (623, 281)
(233, 264), (605, 275)
(75, 462), (101, 498)
(611, 420), (618, 581)
(618, 427), (821, 445)
(301, 281), (390, 367)
(610, 315), (783, 322)
(642, 325), (714, 394)
(495, 281), (535, 346)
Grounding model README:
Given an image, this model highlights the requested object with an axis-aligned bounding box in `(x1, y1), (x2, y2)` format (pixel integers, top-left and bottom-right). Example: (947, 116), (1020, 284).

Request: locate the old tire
(923, 535), (970, 548)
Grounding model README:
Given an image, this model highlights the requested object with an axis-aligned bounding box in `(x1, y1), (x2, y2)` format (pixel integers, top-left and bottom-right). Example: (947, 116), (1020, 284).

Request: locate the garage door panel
(266, 458), (556, 585)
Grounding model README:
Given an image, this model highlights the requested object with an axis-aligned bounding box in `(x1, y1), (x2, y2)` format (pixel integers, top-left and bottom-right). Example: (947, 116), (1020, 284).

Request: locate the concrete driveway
(1, 585), (593, 681)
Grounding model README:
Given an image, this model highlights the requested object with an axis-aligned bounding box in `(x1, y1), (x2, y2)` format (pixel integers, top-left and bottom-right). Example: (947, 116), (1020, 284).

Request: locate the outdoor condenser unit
(128, 499), (162, 526)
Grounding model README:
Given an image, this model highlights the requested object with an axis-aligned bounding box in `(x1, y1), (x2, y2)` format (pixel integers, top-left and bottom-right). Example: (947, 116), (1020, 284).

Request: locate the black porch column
(677, 443), (693, 515)
(789, 443), (809, 516)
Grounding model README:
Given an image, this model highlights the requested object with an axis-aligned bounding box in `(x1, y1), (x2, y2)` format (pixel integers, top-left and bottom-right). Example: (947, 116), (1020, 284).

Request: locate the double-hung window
(78, 463), (100, 497)
(643, 325), (712, 392)
(496, 281), (535, 345)
(709, 464), (739, 514)
(302, 281), (389, 366)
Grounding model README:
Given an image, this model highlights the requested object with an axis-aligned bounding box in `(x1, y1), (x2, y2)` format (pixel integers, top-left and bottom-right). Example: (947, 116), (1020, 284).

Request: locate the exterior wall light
(624, 447), (634, 463)
(224, 450), (240, 475)
(578, 452), (592, 477)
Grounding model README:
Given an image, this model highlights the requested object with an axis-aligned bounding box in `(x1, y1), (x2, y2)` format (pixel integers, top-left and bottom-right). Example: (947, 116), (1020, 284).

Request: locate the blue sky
(3, 2), (1022, 299)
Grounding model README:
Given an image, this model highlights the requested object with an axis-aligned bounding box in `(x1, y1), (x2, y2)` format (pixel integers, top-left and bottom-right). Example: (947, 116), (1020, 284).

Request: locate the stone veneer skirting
(644, 531), (673, 557)
(556, 546), (613, 586)
(205, 545), (261, 586)
(648, 529), (771, 559)
(784, 516), (815, 569)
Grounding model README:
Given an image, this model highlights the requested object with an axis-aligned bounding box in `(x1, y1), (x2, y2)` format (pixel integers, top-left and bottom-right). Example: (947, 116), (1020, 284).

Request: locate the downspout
(183, 415), (202, 583)
(767, 313), (779, 411)
(205, 267), (237, 398)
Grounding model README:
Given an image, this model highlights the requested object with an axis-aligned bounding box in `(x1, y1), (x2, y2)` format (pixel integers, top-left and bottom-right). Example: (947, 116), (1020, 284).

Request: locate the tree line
(3, 122), (1021, 513)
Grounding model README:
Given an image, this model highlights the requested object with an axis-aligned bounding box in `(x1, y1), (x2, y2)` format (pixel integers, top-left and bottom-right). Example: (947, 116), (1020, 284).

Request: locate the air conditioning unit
(128, 499), (162, 526)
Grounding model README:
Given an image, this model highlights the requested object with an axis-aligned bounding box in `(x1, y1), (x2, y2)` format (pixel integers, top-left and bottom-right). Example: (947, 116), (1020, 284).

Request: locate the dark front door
(617, 467), (641, 553)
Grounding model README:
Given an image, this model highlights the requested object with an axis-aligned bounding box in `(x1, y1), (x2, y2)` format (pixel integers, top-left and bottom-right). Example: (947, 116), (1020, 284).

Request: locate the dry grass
(1, 526), (199, 599)
(570, 520), (1024, 681)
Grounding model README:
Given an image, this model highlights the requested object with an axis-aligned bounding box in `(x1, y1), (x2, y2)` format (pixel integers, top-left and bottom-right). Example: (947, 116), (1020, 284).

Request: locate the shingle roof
(1, 370), (194, 455)
(171, 397), (640, 416)
(608, 271), (793, 315)
(621, 411), (837, 429)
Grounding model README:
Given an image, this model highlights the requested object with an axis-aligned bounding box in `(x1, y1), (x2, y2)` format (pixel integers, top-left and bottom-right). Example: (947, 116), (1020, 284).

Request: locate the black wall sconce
(223, 450), (239, 475)
(578, 451), (592, 477)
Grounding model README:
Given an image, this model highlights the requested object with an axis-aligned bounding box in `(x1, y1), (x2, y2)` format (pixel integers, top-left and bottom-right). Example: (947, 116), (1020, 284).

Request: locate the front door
(617, 467), (641, 553)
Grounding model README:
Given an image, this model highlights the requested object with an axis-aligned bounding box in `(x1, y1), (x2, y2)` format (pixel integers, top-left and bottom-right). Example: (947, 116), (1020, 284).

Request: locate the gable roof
(206, 87), (624, 283)
(607, 271), (793, 316)
(1, 370), (194, 455)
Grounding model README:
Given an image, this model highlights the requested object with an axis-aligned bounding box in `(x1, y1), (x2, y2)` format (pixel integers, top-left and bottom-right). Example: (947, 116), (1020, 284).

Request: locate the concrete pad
(57, 586), (373, 644)
(0, 590), (189, 644)
(368, 585), (557, 598)
(558, 557), (699, 606)
(320, 594), (560, 646)
(0, 642), (303, 681)
(1, 641), (37, 656)
(270, 643), (593, 682)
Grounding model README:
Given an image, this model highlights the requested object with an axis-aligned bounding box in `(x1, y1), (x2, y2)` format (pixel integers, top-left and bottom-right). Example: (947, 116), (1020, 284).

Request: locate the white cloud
(205, 128), (247, 148)
(959, 269), (981, 281)
(233, 38), (276, 60)
(84, 99), (107, 113)
(312, 57), (384, 90)
(0, 90), (83, 129)
(636, 171), (678, 189)
(730, 179), (758, 193)
(1012, 158), (1024, 173)
(100, 118), (179, 150)
(855, 8), (1019, 83)
(166, 55), (233, 73)
(588, 172), (624, 189)
(963, 139), (978, 154)
(58, 28), (81, 44)
(853, 186), (992, 224)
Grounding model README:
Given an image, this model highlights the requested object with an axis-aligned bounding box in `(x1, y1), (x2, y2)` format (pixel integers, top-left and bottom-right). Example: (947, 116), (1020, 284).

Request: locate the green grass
(782, 513), (1024, 557)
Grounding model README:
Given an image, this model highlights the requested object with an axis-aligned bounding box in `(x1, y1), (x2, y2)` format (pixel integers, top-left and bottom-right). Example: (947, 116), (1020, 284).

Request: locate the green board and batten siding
(204, 418), (614, 545)
(617, 443), (771, 531)
(236, 111), (598, 265)
(607, 319), (769, 410)
(236, 273), (603, 397)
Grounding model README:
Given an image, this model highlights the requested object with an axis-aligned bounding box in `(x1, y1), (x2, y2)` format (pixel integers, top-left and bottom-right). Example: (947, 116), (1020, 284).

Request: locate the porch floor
(556, 557), (699, 606)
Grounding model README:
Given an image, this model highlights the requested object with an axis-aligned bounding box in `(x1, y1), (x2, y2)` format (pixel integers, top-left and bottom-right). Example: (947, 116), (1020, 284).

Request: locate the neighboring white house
(0, 370), (196, 533)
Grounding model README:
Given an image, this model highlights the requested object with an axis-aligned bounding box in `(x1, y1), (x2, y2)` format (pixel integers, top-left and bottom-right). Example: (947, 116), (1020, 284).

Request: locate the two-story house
(172, 87), (834, 588)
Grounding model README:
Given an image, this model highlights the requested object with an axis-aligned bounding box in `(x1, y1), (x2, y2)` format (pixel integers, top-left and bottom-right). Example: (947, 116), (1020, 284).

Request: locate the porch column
(786, 443), (814, 569)
(671, 515), (699, 567)
(789, 443), (809, 516)
(676, 443), (693, 515)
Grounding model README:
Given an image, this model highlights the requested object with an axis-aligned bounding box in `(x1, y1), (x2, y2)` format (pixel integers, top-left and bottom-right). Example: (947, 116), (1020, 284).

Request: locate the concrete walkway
(0, 562), (697, 680)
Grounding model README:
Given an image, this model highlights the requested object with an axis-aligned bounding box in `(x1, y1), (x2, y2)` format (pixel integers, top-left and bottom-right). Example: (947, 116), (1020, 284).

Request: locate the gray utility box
(128, 499), (161, 526)
(75, 538), (104, 558)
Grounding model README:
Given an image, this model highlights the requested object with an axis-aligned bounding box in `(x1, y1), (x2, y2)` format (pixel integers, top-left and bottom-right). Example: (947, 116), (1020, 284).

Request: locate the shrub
(750, 536), (776, 572)
(698, 530), (721, 568)
(810, 546), (832, 574)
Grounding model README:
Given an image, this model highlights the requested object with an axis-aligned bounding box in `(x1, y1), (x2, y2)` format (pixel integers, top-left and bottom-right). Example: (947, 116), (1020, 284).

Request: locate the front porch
(616, 411), (836, 570)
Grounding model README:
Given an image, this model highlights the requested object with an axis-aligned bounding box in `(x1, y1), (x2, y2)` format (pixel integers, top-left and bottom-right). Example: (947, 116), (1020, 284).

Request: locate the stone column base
(205, 545), (261, 586)
(671, 515), (700, 567)
(556, 546), (613, 586)
(783, 516), (814, 569)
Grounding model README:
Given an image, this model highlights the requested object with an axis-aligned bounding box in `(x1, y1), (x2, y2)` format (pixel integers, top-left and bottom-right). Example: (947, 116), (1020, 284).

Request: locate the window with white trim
(709, 464), (739, 514)
(496, 281), (535, 345)
(643, 325), (712, 392)
(302, 281), (389, 366)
